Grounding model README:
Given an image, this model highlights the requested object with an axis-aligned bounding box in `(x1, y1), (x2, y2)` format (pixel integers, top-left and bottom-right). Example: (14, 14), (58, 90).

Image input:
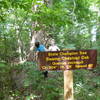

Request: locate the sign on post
(38, 50), (97, 70)
(38, 50), (97, 100)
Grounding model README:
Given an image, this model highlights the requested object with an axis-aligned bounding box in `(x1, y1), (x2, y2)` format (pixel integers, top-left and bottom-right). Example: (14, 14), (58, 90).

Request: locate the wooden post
(64, 70), (74, 100)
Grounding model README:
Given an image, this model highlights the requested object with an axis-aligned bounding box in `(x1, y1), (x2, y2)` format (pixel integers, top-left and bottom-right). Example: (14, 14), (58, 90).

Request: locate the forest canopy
(0, 0), (100, 100)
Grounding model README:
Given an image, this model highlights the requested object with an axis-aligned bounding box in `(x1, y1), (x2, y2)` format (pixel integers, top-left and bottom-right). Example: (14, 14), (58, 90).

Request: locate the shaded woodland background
(0, 0), (100, 100)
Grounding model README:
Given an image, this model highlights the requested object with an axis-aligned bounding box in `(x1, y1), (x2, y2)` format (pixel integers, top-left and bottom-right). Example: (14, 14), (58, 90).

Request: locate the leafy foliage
(0, 0), (100, 100)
